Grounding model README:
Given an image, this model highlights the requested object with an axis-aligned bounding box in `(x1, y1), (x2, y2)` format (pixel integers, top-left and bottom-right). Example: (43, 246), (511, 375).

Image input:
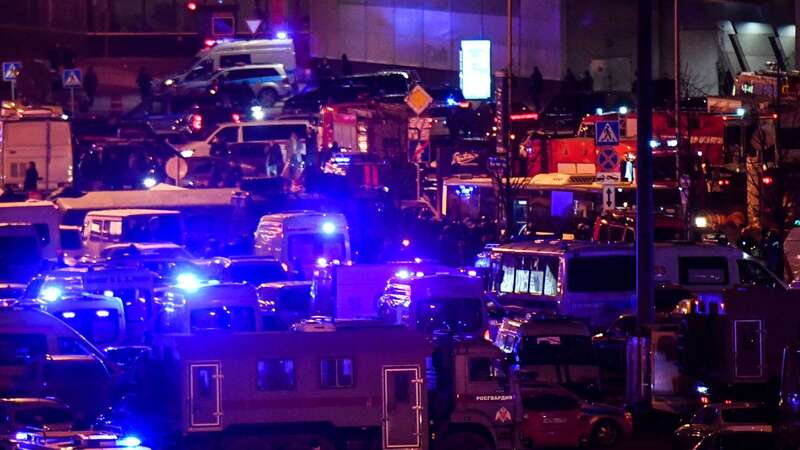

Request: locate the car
(521, 384), (632, 448)
(0, 398), (74, 437)
(175, 64), (292, 107)
(673, 402), (774, 450)
(692, 430), (779, 450)
(205, 256), (289, 285)
(174, 119), (313, 158)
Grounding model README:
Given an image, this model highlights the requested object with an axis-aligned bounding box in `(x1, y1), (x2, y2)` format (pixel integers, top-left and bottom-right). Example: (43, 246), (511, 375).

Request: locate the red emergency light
(510, 112), (539, 121)
(762, 175), (774, 185)
(191, 114), (203, 131)
(186, 1), (198, 11)
(231, 113), (241, 123)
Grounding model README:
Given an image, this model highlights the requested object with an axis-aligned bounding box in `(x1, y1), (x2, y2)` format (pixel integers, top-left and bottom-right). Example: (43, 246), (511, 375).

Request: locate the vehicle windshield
(414, 297), (483, 334)
(0, 236), (41, 266)
(721, 407), (772, 423)
(228, 263), (288, 284)
(60, 310), (120, 345)
(0, 333), (47, 365)
(190, 306), (256, 332)
(14, 406), (72, 426)
(123, 215), (182, 244)
(566, 256), (636, 293)
(519, 335), (595, 365)
(278, 286), (311, 312)
(288, 234), (346, 267)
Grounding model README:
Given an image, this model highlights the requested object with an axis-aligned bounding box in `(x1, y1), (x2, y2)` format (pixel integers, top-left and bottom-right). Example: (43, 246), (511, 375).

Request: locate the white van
(489, 241), (784, 328)
(164, 38), (297, 88)
(44, 293), (127, 347)
(176, 119), (313, 158)
(0, 201), (61, 261)
(154, 282), (261, 334)
(81, 209), (184, 258)
(253, 211), (350, 279)
(0, 118), (73, 190)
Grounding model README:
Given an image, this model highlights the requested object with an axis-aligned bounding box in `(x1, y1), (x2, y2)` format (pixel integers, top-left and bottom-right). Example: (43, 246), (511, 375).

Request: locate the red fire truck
(139, 322), (521, 450)
(523, 111), (727, 177)
(318, 103), (410, 159)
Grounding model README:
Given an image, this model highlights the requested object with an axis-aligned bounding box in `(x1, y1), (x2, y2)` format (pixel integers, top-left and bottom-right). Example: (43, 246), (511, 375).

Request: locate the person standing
(580, 70), (593, 92)
(23, 162), (38, 192)
(529, 66), (543, 110)
(341, 53), (353, 76)
(267, 142), (284, 177)
(136, 67), (153, 102)
(84, 66), (99, 107)
(562, 69), (577, 92)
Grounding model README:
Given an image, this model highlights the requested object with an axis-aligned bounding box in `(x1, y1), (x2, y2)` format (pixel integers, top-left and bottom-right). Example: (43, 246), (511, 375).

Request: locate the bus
(489, 240), (786, 328)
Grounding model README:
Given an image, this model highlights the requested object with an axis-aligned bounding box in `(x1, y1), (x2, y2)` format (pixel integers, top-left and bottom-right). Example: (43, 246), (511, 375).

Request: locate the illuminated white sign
(460, 40), (491, 100)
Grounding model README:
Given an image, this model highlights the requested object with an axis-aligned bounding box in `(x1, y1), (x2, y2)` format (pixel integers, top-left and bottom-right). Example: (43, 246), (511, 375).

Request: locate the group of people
(528, 66), (594, 110)
(313, 54), (353, 85)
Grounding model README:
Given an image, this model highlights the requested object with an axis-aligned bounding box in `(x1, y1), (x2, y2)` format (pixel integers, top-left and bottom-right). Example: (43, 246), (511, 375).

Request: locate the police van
(0, 201), (61, 262)
(81, 209), (184, 258)
(163, 38), (296, 89)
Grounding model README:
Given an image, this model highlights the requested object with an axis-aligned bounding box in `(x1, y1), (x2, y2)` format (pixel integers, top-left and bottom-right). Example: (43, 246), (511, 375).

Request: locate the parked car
(175, 64), (292, 107)
(672, 402), (774, 450)
(205, 256), (289, 285)
(521, 383), (633, 448)
(692, 430), (779, 450)
(0, 398), (74, 436)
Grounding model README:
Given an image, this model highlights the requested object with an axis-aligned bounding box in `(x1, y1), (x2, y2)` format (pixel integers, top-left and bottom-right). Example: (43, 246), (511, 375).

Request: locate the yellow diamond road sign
(405, 85), (433, 115)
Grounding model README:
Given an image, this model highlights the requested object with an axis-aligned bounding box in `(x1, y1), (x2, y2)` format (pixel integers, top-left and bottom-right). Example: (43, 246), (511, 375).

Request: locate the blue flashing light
(456, 185), (476, 199)
(118, 436), (142, 448)
(618, 106), (628, 115)
(467, 269), (478, 277)
(316, 257), (328, 267)
(649, 139), (659, 149)
(96, 310), (110, 318)
(446, 97), (458, 107)
(15, 431), (28, 441)
(275, 31), (289, 40)
(176, 273), (201, 292)
(396, 269), (411, 280)
(667, 139), (678, 147)
(321, 221), (336, 234)
(595, 107), (603, 115)
(143, 177), (157, 189)
(62, 311), (76, 319)
(250, 105), (265, 120)
(41, 286), (62, 302)
(736, 107), (746, 117)
(696, 385), (709, 395)
(103, 290), (114, 297)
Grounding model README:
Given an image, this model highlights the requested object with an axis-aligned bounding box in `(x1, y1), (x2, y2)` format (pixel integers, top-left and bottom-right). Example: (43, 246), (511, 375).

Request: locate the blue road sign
(62, 69), (82, 88)
(597, 148), (620, 171)
(2, 62), (21, 82)
(595, 120), (620, 146)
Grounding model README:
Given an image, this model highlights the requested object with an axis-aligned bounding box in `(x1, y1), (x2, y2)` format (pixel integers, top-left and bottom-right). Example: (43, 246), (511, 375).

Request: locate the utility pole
(674, 0), (685, 225)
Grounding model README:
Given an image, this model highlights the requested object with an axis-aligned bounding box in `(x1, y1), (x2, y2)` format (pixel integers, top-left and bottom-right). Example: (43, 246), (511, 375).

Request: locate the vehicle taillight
(510, 112), (539, 121)
(191, 114), (203, 130)
(458, 101), (471, 109)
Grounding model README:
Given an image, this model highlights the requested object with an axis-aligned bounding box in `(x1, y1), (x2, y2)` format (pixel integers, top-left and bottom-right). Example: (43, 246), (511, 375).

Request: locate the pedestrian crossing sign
(62, 69), (82, 88)
(595, 120), (620, 146)
(2, 62), (21, 82)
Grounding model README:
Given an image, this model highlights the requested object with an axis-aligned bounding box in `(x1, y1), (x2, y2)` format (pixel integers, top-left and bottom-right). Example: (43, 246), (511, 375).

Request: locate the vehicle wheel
(591, 420), (621, 448)
(259, 88), (279, 107)
(439, 432), (491, 450)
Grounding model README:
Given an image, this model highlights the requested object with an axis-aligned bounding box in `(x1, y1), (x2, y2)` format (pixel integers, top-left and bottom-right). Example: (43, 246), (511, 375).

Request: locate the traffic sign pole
(70, 88), (75, 117)
(10, 80), (15, 102)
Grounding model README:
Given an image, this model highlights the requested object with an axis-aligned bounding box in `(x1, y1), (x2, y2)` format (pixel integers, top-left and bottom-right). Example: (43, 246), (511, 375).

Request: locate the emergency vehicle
(139, 321), (520, 450)
(43, 292), (127, 347)
(0, 201), (61, 262)
(0, 306), (115, 423)
(253, 211), (350, 279)
(81, 209), (184, 258)
(523, 110), (726, 177)
(318, 103), (410, 160)
(12, 429), (150, 450)
(312, 260), (454, 318)
(488, 240), (785, 328)
(494, 317), (600, 398)
(378, 273), (487, 338)
(0, 107), (73, 190)
(681, 287), (800, 404)
(153, 282), (262, 334)
(256, 281), (312, 330)
(29, 265), (157, 343)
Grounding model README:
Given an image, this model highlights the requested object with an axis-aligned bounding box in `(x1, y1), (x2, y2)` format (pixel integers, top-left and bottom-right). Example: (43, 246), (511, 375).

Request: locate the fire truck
(318, 103), (410, 160)
(136, 322), (520, 450)
(523, 110), (727, 178)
